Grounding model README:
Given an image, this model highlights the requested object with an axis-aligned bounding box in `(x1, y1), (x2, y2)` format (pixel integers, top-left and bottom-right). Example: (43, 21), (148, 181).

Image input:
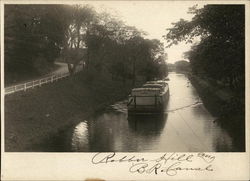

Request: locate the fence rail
(5, 72), (72, 95)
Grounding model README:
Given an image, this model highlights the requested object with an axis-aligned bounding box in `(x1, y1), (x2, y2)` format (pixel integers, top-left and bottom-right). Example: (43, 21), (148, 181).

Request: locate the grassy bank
(5, 63), (61, 86)
(189, 74), (245, 151)
(5, 71), (139, 151)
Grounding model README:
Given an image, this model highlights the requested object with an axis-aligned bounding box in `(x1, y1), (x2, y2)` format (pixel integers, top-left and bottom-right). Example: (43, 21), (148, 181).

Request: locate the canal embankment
(188, 74), (245, 151)
(5, 71), (141, 151)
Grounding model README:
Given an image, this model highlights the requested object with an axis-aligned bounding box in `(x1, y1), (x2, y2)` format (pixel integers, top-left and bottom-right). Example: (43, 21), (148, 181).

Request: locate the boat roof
(146, 81), (158, 84)
(156, 80), (167, 83)
(146, 80), (168, 85)
(132, 88), (161, 92)
(143, 84), (163, 88)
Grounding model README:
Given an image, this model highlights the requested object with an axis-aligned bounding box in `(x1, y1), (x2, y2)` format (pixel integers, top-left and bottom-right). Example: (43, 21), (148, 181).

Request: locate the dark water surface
(42, 73), (235, 152)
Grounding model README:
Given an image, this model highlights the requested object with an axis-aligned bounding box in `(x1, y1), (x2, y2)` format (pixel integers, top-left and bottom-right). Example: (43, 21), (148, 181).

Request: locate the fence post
(24, 83), (26, 91)
(33, 81), (35, 88)
(39, 79), (42, 87)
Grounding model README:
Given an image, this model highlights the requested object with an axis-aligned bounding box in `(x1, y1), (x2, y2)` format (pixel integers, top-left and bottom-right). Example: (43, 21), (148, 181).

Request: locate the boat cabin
(127, 79), (170, 113)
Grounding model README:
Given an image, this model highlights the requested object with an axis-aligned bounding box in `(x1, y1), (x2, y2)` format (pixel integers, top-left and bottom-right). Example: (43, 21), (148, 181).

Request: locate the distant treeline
(5, 5), (167, 84)
(167, 60), (190, 72)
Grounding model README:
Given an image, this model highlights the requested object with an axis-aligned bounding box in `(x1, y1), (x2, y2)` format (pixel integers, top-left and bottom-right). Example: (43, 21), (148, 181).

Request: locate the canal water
(42, 73), (234, 152)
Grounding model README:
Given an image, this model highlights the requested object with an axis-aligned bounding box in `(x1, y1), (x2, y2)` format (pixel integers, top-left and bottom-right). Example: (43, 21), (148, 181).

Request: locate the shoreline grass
(188, 74), (245, 151)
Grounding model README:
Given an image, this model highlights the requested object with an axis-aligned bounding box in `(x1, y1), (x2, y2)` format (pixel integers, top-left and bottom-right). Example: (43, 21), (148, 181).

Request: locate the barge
(127, 81), (169, 114)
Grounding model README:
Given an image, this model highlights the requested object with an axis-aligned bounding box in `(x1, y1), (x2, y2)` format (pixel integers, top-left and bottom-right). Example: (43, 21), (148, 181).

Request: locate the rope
(176, 110), (210, 151)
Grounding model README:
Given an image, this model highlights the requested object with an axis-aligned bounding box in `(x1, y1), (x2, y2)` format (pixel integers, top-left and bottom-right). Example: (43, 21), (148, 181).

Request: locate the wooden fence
(5, 72), (72, 95)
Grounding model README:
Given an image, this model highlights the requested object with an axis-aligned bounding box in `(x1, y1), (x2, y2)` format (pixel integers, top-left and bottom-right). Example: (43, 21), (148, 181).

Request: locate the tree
(84, 13), (167, 84)
(164, 5), (245, 91)
(61, 5), (98, 75)
(5, 5), (71, 80)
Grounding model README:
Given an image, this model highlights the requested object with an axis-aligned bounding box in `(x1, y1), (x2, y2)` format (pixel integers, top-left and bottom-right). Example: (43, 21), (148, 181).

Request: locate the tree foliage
(5, 5), (69, 75)
(5, 4), (167, 84)
(84, 14), (167, 83)
(164, 5), (245, 92)
(174, 60), (190, 72)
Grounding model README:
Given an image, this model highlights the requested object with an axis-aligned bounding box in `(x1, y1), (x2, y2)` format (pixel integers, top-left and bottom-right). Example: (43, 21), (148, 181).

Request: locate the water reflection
(71, 121), (89, 151)
(88, 112), (130, 152)
(127, 114), (167, 136)
(39, 73), (236, 152)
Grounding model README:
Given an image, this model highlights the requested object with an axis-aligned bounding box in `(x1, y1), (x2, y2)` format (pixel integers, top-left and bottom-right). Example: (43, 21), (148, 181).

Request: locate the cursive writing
(197, 152), (215, 163)
(129, 161), (213, 176)
(92, 152), (148, 164)
(91, 152), (215, 176)
(152, 152), (194, 164)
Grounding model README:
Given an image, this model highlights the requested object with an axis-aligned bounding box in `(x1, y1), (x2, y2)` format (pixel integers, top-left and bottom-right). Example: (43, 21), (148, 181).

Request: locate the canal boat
(127, 83), (169, 114)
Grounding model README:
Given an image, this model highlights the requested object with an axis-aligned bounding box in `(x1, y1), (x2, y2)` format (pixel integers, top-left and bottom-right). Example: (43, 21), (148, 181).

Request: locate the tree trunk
(76, 24), (80, 49)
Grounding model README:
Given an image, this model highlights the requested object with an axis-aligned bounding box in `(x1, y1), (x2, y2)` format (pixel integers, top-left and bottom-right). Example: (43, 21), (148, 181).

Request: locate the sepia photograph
(2, 1), (246, 154)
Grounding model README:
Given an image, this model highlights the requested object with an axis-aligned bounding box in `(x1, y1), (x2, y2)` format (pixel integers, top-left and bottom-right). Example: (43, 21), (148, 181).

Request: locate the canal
(39, 73), (234, 152)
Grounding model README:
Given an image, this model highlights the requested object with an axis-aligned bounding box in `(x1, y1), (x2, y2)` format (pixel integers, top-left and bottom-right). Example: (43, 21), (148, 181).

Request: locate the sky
(85, 1), (206, 63)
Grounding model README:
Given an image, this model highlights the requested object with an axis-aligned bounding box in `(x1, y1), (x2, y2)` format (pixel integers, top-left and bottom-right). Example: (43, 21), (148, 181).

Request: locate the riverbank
(189, 74), (245, 151)
(5, 71), (139, 151)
